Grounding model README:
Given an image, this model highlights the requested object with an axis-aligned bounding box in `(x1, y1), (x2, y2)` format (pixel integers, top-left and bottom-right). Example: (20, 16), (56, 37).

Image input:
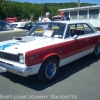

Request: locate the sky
(15, 0), (100, 4)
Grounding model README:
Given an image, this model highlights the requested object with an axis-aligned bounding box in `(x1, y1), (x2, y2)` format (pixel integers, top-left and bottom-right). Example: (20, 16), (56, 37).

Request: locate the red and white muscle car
(0, 20), (100, 83)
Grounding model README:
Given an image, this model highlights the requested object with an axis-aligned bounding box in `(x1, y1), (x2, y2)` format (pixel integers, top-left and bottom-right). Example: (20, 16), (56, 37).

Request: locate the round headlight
(19, 54), (24, 64)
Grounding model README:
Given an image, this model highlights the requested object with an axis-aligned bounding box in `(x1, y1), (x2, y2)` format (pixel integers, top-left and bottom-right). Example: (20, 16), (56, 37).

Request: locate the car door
(64, 23), (92, 64)
(83, 23), (99, 50)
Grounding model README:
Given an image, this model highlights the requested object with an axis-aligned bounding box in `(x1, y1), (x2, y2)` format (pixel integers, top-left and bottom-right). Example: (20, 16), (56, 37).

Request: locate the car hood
(0, 36), (54, 54)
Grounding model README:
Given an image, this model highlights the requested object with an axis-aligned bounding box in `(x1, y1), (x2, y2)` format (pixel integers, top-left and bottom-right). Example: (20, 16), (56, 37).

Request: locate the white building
(58, 5), (100, 29)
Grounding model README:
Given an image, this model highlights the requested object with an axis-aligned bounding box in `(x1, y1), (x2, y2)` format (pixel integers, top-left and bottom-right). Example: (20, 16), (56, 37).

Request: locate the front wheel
(37, 57), (59, 83)
(92, 44), (100, 57)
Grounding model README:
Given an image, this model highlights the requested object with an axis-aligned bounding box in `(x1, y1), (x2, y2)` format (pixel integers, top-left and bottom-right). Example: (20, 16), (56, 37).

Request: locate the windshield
(28, 22), (66, 38)
(5, 23), (14, 30)
(0, 21), (13, 31)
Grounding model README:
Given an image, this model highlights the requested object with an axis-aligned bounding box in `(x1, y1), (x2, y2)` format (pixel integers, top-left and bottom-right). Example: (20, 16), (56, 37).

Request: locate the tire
(92, 44), (100, 57)
(37, 57), (59, 83)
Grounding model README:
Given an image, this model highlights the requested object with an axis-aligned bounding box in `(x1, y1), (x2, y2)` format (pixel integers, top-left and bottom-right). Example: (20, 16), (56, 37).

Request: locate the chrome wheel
(45, 62), (57, 79)
(95, 44), (100, 56)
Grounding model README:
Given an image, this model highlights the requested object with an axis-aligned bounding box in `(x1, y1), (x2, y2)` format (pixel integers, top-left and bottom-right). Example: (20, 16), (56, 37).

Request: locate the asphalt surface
(0, 32), (100, 100)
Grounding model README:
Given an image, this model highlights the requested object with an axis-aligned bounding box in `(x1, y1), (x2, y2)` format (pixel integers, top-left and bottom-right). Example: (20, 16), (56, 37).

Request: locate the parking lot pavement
(0, 55), (100, 100)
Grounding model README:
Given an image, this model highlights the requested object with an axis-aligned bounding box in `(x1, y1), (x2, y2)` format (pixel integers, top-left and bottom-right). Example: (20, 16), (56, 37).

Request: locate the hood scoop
(14, 36), (35, 42)
(14, 37), (22, 40)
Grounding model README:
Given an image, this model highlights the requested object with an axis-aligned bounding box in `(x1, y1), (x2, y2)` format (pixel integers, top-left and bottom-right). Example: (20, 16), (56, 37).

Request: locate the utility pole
(78, 0), (80, 7)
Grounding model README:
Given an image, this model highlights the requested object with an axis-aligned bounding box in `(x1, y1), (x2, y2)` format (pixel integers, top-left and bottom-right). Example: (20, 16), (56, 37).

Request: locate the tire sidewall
(37, 58), (59, 83)
(44, 59), (59, 82)
(93, 44), (100, 57)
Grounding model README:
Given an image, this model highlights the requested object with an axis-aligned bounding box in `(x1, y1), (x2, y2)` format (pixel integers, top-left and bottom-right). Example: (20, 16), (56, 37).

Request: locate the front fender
(43, 53), (60, 62)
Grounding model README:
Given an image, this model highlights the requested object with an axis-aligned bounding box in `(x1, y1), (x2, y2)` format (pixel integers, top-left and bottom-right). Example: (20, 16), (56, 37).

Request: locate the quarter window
(83, 24), (94, 34)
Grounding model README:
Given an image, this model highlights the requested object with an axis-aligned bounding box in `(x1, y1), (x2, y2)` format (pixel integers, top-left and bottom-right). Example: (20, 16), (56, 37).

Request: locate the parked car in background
(0, 20), (28, 34)
(10, 22), (35, 31)
(52, 15), (61, 21)
(0, 20), (100, 83)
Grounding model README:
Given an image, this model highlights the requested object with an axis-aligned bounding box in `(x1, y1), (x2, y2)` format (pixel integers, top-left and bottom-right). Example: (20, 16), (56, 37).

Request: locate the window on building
(89, 9), (99, 19)
(65, 12), (69, 18)
(70, 11), (77, 20)
(79, 10), (87, 19)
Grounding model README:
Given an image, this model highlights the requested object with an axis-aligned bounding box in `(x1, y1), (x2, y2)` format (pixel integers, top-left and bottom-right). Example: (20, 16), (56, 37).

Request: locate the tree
(43, 3), (48, 15)
(0, 1), (95, 20)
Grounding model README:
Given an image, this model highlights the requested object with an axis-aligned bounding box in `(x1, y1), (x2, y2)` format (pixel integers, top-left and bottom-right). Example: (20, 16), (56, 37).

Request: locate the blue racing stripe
(0, 42), (19, 50)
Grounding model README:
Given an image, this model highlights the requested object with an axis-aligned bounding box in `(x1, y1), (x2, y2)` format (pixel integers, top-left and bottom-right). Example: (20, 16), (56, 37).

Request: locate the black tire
(37, 57), (59, 83)
(92, 44), (100, 57)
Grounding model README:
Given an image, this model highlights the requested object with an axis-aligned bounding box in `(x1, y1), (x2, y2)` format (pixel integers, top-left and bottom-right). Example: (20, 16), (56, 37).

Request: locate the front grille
(0, 51), (19, 62)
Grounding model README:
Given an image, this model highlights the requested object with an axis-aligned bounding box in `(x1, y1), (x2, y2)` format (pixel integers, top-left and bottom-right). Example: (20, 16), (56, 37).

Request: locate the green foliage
(0, 1), (95, 21)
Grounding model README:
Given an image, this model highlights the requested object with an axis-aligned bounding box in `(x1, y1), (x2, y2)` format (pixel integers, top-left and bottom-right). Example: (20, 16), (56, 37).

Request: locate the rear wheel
(37, 57), (59, 83)
(92, 44), (100, 57)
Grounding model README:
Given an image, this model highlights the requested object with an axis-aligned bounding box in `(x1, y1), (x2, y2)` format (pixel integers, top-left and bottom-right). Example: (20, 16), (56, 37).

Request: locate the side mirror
(73, 35), (78, 40)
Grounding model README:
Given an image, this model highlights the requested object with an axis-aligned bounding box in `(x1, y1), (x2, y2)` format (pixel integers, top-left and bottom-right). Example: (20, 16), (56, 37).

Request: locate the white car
(0, 20), (100, 83)
(10, 22), (35, 31)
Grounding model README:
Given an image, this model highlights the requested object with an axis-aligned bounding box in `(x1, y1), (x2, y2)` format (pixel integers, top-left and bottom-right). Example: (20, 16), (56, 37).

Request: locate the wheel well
(43, 55), (59, 64)
(38, 55), (60, 74)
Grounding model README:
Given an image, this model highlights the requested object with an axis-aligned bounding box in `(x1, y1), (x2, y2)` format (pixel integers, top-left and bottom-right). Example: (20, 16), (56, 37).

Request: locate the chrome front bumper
(0, 61), (32, 77)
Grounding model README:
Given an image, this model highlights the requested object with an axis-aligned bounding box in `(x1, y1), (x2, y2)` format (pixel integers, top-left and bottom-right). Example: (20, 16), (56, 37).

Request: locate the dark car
(0, 20), (14, 31)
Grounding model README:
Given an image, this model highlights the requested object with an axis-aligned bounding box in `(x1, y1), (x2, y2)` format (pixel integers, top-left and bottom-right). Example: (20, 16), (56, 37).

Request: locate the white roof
(10, 22), (30, 27)
(53, 20), (90, 24)
(10, 22), (28, 24)
(59, 5), (100, 12)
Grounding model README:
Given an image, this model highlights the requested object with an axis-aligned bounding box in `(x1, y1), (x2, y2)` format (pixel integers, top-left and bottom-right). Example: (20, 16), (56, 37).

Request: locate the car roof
(10, 22), (29, 24)
(38, 20), (91, 24)
(57, 20), (97, 32)
(10, 22), (32, 27)
(53, 20), (91, 24)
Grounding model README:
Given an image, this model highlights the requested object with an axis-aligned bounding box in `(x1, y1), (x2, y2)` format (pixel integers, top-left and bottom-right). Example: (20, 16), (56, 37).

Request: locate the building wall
(59, 5), (100, 28)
